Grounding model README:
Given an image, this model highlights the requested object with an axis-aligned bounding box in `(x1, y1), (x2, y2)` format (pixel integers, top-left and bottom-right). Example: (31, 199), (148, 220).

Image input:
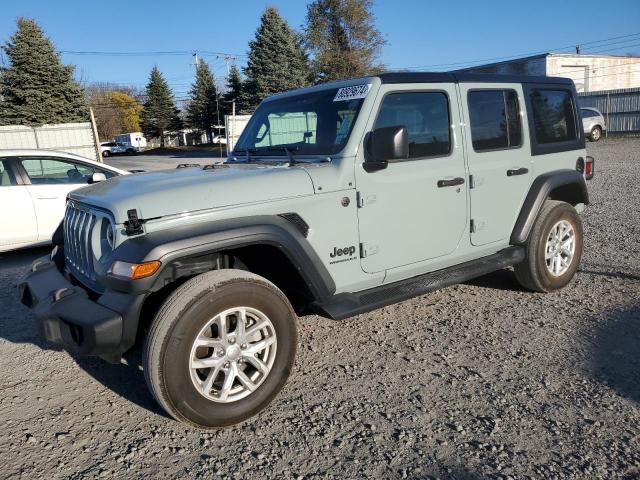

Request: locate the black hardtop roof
(377, 71), (574, 85)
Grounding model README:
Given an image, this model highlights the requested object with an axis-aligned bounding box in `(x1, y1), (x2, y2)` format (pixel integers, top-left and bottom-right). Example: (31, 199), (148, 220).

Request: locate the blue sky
(1, 0), (639, 100)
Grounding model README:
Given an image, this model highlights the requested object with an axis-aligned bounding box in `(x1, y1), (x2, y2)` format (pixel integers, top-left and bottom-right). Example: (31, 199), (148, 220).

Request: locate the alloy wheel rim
(544, 220), (576, 277)
(593, 128), (600, 140)
(189, 307), (277, 403)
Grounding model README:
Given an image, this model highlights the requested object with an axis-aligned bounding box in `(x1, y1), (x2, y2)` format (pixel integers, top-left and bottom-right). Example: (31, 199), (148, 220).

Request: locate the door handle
(507, 167), (529, 176)
(437, 177), (465, 188)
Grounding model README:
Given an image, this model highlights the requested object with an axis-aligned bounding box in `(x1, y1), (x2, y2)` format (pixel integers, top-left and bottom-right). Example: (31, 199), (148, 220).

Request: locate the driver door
(355, 84), (468, 274)
(17, 157), (101, 241)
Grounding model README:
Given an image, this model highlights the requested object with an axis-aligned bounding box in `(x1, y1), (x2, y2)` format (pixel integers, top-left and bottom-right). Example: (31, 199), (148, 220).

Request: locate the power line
(61, 49), (246, 57)
(400, 31), (640, 71)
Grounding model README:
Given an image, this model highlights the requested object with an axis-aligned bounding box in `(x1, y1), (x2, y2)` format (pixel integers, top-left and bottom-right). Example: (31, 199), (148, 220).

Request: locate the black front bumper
(18, 256), (144, 363)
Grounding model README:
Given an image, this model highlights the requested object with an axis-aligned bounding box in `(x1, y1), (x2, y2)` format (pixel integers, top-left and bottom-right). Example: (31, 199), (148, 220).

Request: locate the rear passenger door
(459, 84), (532, 246)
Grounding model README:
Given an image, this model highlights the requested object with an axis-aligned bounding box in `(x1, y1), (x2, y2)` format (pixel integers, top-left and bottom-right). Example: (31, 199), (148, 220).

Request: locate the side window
(0, 160), (17, 186)
(374, 92), (451, 159)
(468, 90), (522, 151)
(529, 89), (578, 144)
(20, 158), (96, 185)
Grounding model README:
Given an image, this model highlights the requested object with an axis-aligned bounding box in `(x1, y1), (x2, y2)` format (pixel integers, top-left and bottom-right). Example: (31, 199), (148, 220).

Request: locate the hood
(69, 164), (314, 223)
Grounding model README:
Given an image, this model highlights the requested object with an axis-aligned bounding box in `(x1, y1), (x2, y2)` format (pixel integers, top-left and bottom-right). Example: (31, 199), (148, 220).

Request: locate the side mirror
(89, 172), (107, 184)
(364, 126), (409, 172)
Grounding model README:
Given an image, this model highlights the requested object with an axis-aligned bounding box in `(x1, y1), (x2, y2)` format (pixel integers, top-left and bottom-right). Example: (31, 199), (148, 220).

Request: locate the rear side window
(530, 89), (578, 144)
(468, 90), (522, 151)
(0, 160), (17, 186)
(374, 91), (451, 159)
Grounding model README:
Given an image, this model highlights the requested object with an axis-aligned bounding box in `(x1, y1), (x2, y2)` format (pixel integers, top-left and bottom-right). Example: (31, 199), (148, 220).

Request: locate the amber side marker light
(109, 260), (161, 280)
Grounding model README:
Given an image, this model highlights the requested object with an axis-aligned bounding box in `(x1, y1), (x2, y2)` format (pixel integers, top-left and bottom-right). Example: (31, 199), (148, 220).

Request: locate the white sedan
(0, 149), (129, 253)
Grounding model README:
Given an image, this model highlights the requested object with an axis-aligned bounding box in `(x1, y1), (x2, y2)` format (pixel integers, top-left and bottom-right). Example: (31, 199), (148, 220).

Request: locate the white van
(114, 132), (147, 151)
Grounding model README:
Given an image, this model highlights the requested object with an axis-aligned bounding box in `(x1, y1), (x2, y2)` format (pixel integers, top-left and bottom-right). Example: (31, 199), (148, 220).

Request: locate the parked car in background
(115, 132), (147, 152)
(100, 141), (135, 157)
(0, 149), (128, 252)
(212, 134), (227, 145)
(580, 107), (606, 142)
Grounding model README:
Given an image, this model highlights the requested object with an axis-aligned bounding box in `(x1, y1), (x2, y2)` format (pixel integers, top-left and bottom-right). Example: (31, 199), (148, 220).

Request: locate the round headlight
(91, 217), (116, 262)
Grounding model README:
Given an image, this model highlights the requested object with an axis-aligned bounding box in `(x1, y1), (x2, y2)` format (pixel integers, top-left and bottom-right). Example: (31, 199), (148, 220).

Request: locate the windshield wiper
(266, 146), (298, 166)
(230, 148), (257, 163)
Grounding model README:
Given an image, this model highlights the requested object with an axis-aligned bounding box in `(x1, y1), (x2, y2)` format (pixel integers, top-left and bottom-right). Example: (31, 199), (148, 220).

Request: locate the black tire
(126, 148), (135, 155)
(143, 269), (297, 429)
(589, 126), (602, 142)
(514, 200), (583, 293)
(102, 150), (110, 157)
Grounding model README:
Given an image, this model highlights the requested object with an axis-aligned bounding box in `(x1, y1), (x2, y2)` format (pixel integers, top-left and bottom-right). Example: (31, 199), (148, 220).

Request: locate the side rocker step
(314, 246), (525, 320)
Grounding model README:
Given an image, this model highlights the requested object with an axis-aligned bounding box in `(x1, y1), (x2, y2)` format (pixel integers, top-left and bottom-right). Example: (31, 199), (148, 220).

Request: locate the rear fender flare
(511, 170), (588, 245)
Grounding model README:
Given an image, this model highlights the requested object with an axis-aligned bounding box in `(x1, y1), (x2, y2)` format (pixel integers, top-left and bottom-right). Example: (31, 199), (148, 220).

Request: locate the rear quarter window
(530, 89), (578, 144)
(524, 84), (584, 156)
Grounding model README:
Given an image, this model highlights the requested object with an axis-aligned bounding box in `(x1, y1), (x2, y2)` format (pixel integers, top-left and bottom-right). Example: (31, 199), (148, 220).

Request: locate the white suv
(100, 142), (136, 156)
(580, 107), (606, 142)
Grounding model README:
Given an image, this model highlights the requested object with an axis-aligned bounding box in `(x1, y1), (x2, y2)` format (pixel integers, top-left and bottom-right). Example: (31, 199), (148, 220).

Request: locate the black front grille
(64, 202), (97, 278)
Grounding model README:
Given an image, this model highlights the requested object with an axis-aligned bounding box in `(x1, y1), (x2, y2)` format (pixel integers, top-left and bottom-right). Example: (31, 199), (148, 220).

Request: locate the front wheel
(589, 126), (602, 142)
(514, 200), (583, 292)
(102, 150), (110, 157)
(143, 269), (297, 428)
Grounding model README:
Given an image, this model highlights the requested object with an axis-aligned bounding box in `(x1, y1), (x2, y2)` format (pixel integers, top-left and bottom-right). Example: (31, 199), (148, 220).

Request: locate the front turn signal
(109, 260), (161, 280)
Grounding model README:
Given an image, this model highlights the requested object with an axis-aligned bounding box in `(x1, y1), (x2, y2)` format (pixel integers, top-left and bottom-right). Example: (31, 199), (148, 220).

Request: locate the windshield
(234, 86), (368, 156)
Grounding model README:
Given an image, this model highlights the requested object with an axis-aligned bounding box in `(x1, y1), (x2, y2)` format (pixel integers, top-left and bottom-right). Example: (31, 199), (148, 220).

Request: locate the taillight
(576, 156), (595, 180)
(585, 156), (594, 180)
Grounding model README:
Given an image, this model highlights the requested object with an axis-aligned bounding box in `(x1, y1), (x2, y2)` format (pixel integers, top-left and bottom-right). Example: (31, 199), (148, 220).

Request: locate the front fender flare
(108, 215), (336, 302)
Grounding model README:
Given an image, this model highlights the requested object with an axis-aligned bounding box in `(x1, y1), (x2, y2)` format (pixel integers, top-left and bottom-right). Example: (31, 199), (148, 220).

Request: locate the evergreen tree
(242, 7), (311, 111)
(140, 67), (181, 146)
(305, 0), (386, 83)
(222, 64), (245, 115)
(186, 59), (219, 143)
(0, 18), (87, 125)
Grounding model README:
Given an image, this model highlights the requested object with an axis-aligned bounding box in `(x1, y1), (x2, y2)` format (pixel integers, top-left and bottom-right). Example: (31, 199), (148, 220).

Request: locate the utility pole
(217, 55), (238, 85)
(89, 107), (103, 163)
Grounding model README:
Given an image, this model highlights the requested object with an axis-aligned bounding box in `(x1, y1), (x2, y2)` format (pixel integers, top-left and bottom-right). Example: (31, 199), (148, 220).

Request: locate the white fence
(0, 122), (99, 161)
(225, 114), (252, 153)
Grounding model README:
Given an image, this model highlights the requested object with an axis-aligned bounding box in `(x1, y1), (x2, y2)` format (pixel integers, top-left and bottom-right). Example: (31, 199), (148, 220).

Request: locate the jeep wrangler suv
(19, 72), (594, 428)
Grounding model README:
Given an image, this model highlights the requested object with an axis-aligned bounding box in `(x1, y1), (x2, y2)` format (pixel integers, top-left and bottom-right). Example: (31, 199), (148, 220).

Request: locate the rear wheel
(589, 126), (602, 142)
(102, 150), (110, 157)
(143, 269), (297, 428)
(514, 200), (583, 292)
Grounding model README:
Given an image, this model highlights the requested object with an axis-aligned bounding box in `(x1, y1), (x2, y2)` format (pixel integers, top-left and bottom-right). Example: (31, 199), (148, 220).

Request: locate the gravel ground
(1, 138), (639, 479)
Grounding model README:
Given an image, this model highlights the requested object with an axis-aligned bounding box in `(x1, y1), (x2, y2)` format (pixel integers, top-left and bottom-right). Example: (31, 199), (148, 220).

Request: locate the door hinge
(469, 174), (475, 189)
(356, 192), (376, 208)
(359, 242), (379, 258)
(470, 219), (476, 233)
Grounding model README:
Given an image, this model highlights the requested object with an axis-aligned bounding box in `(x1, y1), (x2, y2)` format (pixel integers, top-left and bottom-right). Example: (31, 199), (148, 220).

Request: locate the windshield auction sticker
(333, 84), (371, 102)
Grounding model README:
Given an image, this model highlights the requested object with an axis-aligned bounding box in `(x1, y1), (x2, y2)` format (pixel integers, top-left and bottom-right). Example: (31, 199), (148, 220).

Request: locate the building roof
(457, 52), (640, 72)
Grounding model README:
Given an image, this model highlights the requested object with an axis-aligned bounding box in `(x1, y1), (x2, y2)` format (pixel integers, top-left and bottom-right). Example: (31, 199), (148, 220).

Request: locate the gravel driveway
(1, 139), (638, 479)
